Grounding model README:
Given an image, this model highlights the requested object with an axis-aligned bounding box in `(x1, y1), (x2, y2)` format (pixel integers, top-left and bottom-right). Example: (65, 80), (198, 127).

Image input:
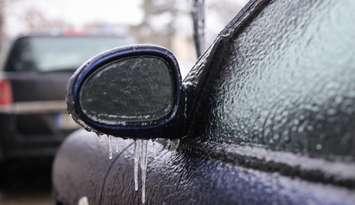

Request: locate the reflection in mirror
(79, 56), (175, 125)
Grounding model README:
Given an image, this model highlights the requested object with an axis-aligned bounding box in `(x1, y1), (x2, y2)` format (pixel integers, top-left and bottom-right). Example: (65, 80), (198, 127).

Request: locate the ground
(0, 158), (53, 205)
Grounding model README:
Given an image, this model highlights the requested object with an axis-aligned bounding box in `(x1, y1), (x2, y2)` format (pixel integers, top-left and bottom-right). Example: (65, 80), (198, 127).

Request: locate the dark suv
(0, 35), (133, 162)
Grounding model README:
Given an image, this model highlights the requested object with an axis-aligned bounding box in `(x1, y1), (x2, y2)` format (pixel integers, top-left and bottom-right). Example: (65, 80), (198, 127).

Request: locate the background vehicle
(0, 35), (133, 162)
(53, 0), (355, 204)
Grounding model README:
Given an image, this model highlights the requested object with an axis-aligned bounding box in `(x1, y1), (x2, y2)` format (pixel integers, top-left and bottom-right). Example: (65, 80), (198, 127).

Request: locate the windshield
(5, 36), (133, 72)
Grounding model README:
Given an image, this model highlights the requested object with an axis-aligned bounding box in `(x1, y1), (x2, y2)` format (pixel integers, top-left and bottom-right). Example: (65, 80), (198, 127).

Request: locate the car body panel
(54, 130), (355, 205)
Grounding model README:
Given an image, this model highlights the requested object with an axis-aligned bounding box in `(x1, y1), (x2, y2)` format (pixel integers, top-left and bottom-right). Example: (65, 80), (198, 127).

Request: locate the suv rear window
(5, 36), (133, 72)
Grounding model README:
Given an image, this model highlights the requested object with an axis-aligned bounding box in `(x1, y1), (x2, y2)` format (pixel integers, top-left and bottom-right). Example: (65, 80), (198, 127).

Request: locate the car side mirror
(67, 45), (184, 139)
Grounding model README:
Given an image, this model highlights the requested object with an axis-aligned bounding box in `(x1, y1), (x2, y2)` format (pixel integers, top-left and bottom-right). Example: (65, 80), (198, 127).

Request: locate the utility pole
(192, 0), (205, 58)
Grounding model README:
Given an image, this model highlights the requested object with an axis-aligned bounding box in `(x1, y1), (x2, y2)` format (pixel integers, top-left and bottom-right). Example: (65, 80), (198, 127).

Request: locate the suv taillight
(0, 80), (13, 106)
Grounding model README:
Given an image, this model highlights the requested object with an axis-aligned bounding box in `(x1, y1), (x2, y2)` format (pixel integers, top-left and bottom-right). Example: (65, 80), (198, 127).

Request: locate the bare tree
(24, 7), (48, 33)
(132, 0), (179, 49)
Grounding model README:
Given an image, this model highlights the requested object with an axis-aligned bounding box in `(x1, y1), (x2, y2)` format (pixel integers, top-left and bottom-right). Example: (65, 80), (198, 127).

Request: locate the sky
(5, 0), (248, 37)
(37, 0), (143, 25)
(5, 0), (143, 36)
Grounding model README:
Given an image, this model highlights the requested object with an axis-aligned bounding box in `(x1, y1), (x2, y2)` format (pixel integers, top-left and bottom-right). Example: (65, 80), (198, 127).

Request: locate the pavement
(0, 158), (54, 205)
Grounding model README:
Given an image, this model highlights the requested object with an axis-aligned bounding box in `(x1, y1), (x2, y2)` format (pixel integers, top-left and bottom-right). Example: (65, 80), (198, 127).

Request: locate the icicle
(134, 140), (141, 191)
(115, 138), (119, 153)
(78, 196), (89, 205)
(140, 140), (148, 204)
(133, 139), (149, 204)
(108, 135), (113, 160)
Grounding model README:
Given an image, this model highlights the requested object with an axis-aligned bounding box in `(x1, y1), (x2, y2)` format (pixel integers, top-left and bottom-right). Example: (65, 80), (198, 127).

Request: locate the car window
(5, 36), (133, 72)
(191, 0), (355, 162)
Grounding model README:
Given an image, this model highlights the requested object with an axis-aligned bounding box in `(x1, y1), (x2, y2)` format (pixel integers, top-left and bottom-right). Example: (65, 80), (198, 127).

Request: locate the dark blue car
(53, 0), (355, 204)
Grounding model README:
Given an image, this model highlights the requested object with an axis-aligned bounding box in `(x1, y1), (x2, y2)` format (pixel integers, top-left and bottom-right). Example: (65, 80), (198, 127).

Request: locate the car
(0, 34), (134, 162)
(53, 0), (355, 204)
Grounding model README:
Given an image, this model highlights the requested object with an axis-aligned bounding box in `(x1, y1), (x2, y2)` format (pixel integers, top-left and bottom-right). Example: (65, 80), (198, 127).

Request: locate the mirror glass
(79, 55), (175, 125)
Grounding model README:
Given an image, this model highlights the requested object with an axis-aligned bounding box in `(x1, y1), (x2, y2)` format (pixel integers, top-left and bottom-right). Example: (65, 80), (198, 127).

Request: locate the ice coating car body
(53, 0), (355, 204)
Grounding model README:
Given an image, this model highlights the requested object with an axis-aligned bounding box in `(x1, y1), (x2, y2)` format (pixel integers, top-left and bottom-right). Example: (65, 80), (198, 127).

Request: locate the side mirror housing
(67, 45), (184, 139)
